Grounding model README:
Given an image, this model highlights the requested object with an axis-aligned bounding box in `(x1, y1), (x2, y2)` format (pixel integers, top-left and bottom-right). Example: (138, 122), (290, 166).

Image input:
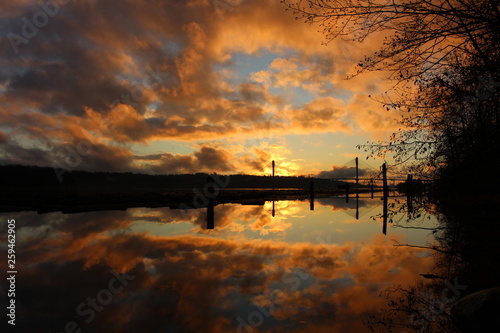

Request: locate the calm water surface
(1, 195), (440, 332)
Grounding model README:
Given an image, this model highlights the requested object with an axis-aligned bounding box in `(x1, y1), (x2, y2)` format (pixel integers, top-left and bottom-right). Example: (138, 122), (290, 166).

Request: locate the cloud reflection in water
(1, 198), (437, 332)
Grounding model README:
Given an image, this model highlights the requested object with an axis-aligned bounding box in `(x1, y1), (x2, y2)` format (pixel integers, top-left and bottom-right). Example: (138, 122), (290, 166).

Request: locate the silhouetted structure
(206, 176), (215, 229)
(355, 196), (359, 220)
(355, 157), (359, 197)
(406, 174), (414, 214)
(382, 163), (388, 235)
(309, 181), (315, 211)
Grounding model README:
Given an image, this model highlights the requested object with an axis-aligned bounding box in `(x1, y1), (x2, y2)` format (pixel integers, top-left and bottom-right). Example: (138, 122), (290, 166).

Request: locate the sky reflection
(0, 198), (438, 332)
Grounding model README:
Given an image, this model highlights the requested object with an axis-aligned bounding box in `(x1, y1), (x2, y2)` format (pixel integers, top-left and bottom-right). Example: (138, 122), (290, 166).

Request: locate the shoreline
(1, 188), (378, 214)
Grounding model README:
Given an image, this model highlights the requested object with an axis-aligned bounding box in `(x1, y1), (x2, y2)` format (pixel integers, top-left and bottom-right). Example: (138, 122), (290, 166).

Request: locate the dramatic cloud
(0, 0), (398, 174)
(135, 144), (234, 174)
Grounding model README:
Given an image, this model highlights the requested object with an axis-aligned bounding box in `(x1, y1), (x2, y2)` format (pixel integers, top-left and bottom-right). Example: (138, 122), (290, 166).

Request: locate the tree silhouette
(283, 0), (500, 182)
(283, 0), (500, 78)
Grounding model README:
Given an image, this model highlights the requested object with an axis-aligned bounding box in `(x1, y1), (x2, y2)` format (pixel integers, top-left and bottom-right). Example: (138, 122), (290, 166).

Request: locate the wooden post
(355, 195), (359, 220)
(382, 196), (388, 235)
(309, 181), (315, 211)
(272, 160), (275, 191)
(206, 175), (215, 229)
(345, 182), (349, 203)
(407, 174), (414, 214)
(370, 179), (374, 199)
(382, 163), (388, 235)
(407, 174), (413, 194)
(272, 200), (275, 217)
(382, 163), (388, 198)
(355, 157), (359, 197)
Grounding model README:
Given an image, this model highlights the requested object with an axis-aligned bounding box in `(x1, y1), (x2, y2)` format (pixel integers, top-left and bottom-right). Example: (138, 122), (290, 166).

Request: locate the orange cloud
(0, 0), (400, 174)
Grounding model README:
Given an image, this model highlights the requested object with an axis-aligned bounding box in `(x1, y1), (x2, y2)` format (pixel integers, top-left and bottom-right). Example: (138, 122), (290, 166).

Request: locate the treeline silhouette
(1, 164), (344, 196)
(0, 164), (351, 214)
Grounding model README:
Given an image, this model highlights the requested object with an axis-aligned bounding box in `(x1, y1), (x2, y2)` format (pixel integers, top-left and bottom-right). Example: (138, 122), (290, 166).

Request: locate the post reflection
(0, 196), (440, 333)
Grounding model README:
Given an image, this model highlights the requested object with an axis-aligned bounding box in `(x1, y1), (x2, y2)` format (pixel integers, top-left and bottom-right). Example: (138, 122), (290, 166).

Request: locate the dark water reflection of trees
(368, 193), (500, 333)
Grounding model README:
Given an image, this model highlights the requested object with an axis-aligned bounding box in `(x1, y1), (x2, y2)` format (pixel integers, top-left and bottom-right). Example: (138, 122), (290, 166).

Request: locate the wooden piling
(382, 199), (388, 235)
(355, 196), (359, 220)
(206, 175), (215, 229)
(309, 181), (315, 211)
(382, 163), (388, 198)
(407, 174), (414, 214)
(355, 157), (359, 197)
(382, 163), (388, 235)
(272, 160), (275, 190)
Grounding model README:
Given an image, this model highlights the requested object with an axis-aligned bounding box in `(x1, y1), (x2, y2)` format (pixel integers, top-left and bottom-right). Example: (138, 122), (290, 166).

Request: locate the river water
(1, 195), (442, 332)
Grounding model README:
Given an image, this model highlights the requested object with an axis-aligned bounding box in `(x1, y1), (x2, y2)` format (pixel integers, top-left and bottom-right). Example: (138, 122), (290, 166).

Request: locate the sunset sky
(0, 0), (400, 176)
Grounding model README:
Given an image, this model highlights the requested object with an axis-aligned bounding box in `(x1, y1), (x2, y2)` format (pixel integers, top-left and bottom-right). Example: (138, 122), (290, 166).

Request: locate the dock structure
(329, 158), (433, 235)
